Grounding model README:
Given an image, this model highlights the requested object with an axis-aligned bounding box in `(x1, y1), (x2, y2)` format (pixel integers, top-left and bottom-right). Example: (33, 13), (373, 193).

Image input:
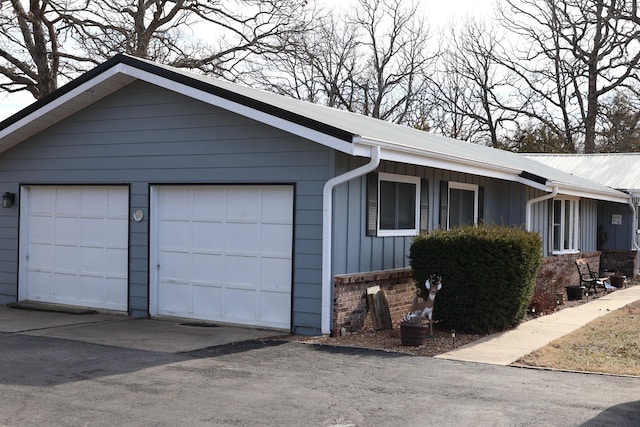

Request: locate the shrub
(409, 225), (542, 333)
(529, 288), (558, 316)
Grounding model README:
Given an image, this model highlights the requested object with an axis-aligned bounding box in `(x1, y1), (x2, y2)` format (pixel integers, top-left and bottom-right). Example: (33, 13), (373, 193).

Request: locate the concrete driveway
(0, 305), (282, 352)
(0, 305), (639, 426)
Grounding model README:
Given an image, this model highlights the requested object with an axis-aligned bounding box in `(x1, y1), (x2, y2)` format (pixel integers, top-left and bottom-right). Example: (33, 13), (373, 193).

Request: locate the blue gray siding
(0, 81), (331, 335)
(597, 200), (634, 251)
(332, 153), (530, 275)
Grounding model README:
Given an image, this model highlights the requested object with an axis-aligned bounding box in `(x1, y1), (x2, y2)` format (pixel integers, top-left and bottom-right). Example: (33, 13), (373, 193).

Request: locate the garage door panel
(161, 220), (191, 248)
(160, 189), (193, 218)
(226, 189), (259, 221)
(225, 288), (258, 320)
(52, 273), (77, 299)
(193, 222), (224, 251)
(55, 188), (82, 214)
(192, 285), (223, 316)
(106, 248), (128, 275)
(21, 186), (129, 311)
(260, 258), (292, 290)
(56, 245), (79, 272)
(261, 189), (294, 221)
(159, 281), (191, 313)
(193, 188), (224, 218)
(55, 217), (79, 244)
(153, 185), (293, 329)
(260, 292), (291, 325)
(29, 216), (54, 242)
(29, 244), (53, 270)
(80, 218), (104, 245)
(29, 271), (52, 298)
(261, 224), (293, 255)
(226, 223), (259, 253)
(225, 255), (259, 286)
(81, 190), (107, 215)
(160, 250), (191, 279)
(29, 187), (55, 212)
(191, 253), (222, 283)
(80, 247), (104, 273)
(105, 219), (128, 246)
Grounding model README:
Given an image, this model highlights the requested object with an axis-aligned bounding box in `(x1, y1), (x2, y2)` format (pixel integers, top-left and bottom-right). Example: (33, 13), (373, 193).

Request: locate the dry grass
(516, 300), (640, 376)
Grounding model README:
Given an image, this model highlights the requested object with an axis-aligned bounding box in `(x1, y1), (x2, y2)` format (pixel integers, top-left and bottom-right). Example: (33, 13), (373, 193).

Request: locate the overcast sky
(0, 0), (496, 121)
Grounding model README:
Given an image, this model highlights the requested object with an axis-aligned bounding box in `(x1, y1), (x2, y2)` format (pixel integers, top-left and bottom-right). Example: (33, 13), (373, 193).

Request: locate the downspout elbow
(526, 185), (558, 231)
(320, 146), (381, 335)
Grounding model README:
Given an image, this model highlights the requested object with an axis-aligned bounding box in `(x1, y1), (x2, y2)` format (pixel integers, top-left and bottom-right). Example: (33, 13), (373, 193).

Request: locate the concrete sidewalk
(435, 285), (640, 366)
(0, 305), (284, 353)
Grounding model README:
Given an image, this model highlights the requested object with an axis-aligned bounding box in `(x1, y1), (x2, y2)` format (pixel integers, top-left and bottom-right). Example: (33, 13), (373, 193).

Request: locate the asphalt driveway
(0, 307), (638, 426)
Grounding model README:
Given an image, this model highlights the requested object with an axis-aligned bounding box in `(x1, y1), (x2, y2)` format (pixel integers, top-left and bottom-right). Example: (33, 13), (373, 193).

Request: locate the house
(0, 54), (631, 335)
(526, 153), (640, 276)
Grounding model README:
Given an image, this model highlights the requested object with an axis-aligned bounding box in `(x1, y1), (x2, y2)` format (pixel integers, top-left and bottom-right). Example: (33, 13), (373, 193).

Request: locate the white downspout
(628, 198), (640, 251)
(526, 185), (558, 231)
(321, 145), (381, 335)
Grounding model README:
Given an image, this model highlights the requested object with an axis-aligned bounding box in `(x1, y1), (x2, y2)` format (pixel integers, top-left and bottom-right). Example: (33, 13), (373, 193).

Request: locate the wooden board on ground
(367, 286), (392, 330)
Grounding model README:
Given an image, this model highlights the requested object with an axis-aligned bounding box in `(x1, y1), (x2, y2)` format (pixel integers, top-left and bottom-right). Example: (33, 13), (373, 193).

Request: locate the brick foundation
(333, 252), (634, 336)
(600, 250), (638, 277)
(333, 268), (416, 336)
(537, 251), (601, 288)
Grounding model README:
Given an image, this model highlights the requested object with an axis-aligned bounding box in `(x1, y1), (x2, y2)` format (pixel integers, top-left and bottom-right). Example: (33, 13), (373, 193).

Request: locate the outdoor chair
(575, 258), (614, 294)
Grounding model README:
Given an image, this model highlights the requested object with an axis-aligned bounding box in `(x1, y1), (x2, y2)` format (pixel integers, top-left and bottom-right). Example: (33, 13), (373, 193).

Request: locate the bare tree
(427, 18), (522, 147)
(0, 0), (82, 98)
(0, 0), (314, 101)
(350, 0), (434, 123)
(67, 0), (314, 78)
(498, 0), (640, 153)
(247, 0), (435, 125)
(245, 10), (362, 107)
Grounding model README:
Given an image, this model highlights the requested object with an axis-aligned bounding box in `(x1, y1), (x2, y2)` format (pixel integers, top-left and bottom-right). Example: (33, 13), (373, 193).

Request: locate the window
(552, 198), (579, 253)
(445, 182), (479, 229)
(367, 173), (426, 237)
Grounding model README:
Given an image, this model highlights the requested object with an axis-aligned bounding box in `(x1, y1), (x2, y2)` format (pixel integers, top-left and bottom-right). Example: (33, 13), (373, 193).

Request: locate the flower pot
(611, 275), (626, 288)
(400, 322), (429, 346)
(565, 285), (585, 301)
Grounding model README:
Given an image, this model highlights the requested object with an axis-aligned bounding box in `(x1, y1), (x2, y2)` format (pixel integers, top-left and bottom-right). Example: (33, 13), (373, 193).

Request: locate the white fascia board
(121, 65), (357, 155)
(551, 183), (630, 204)
(353, 137), (630, 204)
(352, 137), (523, 182)
(0, 65), (135, 152)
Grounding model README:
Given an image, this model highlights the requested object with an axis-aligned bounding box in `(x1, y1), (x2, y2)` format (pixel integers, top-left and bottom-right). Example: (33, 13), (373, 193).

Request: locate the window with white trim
(552, 198), (579, 253)
(366, 172), (429, 237)
(447, 182), (478, 229)
(374, 173), (421, 237)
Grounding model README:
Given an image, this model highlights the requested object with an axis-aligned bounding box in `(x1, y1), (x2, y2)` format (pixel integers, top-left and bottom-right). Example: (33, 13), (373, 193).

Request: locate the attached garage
(149, 185), (294, 330)
(18, 186), (129, 311)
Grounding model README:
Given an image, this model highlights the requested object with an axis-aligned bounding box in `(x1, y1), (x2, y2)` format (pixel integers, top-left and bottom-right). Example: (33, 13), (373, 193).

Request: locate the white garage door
(150, 186), (293, 330)
(19, 186), (129, 311)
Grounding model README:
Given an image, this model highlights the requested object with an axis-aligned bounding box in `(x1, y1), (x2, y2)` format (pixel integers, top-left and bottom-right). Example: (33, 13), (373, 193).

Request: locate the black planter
(400, 323), (429, 346)
(611, 275), (626, 288)
(565, 285), (585, 301)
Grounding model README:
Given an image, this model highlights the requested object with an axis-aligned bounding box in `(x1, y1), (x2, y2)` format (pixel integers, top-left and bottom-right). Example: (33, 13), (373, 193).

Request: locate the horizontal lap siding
(0, 81), (330, 334)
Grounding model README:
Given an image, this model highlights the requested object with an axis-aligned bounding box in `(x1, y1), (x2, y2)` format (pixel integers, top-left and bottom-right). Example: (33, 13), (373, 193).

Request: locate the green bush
(409, 225), (542, 333)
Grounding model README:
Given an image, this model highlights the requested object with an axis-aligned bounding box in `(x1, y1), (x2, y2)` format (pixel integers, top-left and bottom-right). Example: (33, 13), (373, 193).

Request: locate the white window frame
(551, 197), (580, 254)
(377, 172), (421, 237)
(448, 182), (479, 229)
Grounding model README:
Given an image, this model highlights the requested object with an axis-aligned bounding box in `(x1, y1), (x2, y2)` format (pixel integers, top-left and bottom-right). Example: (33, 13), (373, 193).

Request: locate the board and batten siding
(526, 190), (601, 256)
(0, 81), (331, 335)
(332, 153), (531, 275)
